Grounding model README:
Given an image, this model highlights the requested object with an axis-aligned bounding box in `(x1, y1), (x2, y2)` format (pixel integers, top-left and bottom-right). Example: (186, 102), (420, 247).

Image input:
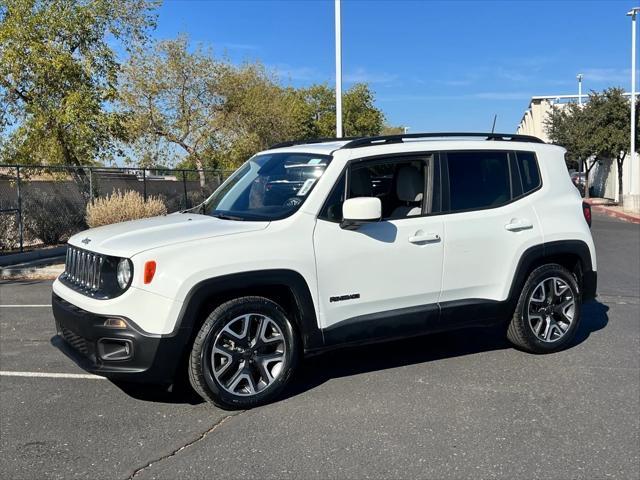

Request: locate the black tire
(188, 296), (299, 410)
(507, 264), (582, 353)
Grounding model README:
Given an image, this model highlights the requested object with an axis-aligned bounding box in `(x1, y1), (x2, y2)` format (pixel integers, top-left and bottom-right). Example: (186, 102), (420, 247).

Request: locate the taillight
(143, 261), (156, 284)
(582, 201), (592, 227)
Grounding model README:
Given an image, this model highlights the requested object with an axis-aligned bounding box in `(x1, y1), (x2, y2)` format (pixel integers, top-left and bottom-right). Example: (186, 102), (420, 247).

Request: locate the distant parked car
(571, 172), (586, 197)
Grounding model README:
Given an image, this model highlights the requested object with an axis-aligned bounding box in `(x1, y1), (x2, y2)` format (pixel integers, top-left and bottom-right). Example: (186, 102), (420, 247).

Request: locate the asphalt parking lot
(1, 213), (639, 480)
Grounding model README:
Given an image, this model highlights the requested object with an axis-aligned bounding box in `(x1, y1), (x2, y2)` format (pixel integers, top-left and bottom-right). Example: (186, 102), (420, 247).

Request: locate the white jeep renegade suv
(52, 133), (597, 409)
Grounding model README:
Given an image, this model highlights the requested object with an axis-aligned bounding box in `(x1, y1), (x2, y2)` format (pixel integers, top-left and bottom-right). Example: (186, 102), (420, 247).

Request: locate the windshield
(203, 152), (332, 221)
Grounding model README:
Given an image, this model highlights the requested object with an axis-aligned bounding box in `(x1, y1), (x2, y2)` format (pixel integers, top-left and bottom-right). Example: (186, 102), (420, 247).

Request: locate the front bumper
(51, 293), (189, 384)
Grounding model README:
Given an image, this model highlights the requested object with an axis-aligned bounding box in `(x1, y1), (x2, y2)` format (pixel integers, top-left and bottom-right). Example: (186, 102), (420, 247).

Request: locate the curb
(583, 198), (616, 206)
(591, 205), (640, 224)
(0, 245), (67, 267)
(0, 256), (65, 280)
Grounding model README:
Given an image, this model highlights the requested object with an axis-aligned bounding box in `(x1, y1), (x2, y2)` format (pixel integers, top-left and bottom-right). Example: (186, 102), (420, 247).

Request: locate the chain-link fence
(0, 164), (232, 254)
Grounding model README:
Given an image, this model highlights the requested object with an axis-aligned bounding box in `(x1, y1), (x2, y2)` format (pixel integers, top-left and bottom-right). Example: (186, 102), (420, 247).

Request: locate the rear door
(439, 150), (544, 315)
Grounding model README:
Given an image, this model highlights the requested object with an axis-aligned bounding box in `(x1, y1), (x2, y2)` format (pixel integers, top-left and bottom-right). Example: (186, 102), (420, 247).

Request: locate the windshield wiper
(210, 213), (245, 221)
(180, 204), (205, 214)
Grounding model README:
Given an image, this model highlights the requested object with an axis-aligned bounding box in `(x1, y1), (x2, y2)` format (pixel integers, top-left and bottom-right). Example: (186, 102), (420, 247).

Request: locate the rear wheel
(507, 264), (581, 353)
(188, 296), (299, 409)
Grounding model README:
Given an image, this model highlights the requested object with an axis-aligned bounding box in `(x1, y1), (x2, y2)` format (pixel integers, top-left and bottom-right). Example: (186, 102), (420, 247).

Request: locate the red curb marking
(591, 205), (640, 224)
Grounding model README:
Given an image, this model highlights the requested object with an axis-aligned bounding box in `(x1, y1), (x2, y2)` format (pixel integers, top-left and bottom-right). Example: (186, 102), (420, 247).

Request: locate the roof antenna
(491, 114), (497, 133)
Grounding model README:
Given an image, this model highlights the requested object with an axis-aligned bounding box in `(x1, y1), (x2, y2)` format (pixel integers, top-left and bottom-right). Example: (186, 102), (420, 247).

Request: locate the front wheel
(507, 264), (581, 353)
(188, 296), (299, 409)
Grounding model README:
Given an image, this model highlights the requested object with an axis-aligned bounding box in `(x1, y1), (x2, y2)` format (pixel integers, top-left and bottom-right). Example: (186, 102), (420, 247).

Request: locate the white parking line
(0, 371), (105, 380)
(0, 305), (51, 307)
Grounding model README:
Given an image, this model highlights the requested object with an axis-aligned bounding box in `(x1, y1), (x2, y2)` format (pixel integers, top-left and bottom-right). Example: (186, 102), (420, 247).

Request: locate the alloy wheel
(211, 314), (286, 396)
(527, 276), (576, 343)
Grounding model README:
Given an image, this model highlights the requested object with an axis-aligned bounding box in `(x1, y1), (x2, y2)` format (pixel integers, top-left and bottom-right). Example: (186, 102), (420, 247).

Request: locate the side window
(516, 151), (541, 194)
(446, 151), (511, 212)
(318, 155), (434, 222)
(350, 156), (432, 220)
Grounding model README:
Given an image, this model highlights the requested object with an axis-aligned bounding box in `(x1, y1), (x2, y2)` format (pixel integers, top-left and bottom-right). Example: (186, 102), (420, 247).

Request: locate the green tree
(381, 125), (406, 135)
(300, 84), (336, 138)
(342, 83), (384, 137)
(120, 38), (313, 177)
(212, 64), (316, 170)
(210, 81), (385, 169)
(300, 83), (385, 138)
(0, 0), (158, 166)
(545, 101), (596, 196)
(119, 36), (225, 185)
(120, 36), (386, 174)
(587, 88), (638, 197)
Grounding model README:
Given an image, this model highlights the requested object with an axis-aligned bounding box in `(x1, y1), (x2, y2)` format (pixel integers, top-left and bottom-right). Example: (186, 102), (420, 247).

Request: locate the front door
(313, 154), (444, 345)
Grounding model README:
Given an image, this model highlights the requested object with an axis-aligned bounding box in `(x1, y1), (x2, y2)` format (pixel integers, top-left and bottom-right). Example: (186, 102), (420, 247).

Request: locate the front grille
(63, 246), (104, 292)
(60, 327), (89, 356)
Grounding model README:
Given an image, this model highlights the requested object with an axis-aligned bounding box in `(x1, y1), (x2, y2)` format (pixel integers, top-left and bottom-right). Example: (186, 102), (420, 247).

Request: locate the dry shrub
(23, 190), (82, 245)
(86, 190), (167, 228)
(0, 212), (20, 251)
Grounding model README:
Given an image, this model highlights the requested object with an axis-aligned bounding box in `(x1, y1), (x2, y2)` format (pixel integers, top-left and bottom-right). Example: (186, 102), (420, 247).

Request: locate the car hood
(68, 213), (269, 257)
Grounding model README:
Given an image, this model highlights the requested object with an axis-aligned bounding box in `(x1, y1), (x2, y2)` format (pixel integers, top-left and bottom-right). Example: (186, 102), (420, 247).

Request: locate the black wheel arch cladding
(174, 269), (323, 353)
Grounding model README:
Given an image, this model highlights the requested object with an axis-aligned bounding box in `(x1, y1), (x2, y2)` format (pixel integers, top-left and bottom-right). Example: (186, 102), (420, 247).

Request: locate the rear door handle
(505, 219), (533, 231)
(409, 232), (441, 244)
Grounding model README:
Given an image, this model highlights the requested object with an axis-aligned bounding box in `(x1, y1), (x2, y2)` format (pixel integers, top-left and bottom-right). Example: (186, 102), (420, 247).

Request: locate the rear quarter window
(515, 151), (541, 194)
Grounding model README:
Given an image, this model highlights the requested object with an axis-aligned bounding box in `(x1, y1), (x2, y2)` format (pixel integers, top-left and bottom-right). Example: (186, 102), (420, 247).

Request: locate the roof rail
(268, 136), (361, 150)
(340, 132), (545, 149)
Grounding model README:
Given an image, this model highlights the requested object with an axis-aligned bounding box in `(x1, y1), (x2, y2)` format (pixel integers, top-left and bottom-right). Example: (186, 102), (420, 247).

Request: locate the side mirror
(340, 197), (382, 230)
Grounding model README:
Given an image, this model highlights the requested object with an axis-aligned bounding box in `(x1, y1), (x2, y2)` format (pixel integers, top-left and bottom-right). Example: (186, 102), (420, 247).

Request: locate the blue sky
(153, 0), (636, 133)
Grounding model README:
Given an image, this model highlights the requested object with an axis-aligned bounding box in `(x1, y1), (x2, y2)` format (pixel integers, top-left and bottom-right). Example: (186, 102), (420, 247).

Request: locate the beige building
(517, 94), (637, 205)
(517, 95), (564, 143)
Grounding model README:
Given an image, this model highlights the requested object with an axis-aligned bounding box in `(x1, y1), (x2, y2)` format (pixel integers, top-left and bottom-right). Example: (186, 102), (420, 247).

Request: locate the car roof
(261, 133), (546, 156)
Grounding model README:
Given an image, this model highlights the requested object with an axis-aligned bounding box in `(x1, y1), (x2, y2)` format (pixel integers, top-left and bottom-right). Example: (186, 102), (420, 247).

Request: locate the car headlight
(116, 258), (133, 289)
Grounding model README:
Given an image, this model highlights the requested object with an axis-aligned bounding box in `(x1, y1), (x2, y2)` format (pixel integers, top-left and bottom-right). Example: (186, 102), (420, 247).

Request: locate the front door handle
(408, 232), (441, 244)
(505, 219), (533, 231)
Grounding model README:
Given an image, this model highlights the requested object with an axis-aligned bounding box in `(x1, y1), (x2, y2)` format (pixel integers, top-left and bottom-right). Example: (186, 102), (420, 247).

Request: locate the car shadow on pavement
(106, 301), (608, 406)
(111, 379), (205, 405)
(282, 300), (609, 401)
(573, 300), (609, 345)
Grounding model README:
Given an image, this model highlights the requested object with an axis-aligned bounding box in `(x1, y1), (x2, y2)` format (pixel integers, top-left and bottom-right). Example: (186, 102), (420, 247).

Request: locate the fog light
(97, 338), (133, 361)
(103, 318), (127, 329)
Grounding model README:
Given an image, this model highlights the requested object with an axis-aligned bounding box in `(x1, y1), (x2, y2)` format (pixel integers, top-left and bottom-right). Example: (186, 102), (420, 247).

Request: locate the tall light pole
(335, 0), (343, 138)
(577, 73), (583, 105)
(576, 75), (584, 176)
(628, 8), (640, 199)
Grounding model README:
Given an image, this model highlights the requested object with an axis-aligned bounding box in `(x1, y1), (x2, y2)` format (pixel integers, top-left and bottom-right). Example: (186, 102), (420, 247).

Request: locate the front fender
(171, 269), (323, 352)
